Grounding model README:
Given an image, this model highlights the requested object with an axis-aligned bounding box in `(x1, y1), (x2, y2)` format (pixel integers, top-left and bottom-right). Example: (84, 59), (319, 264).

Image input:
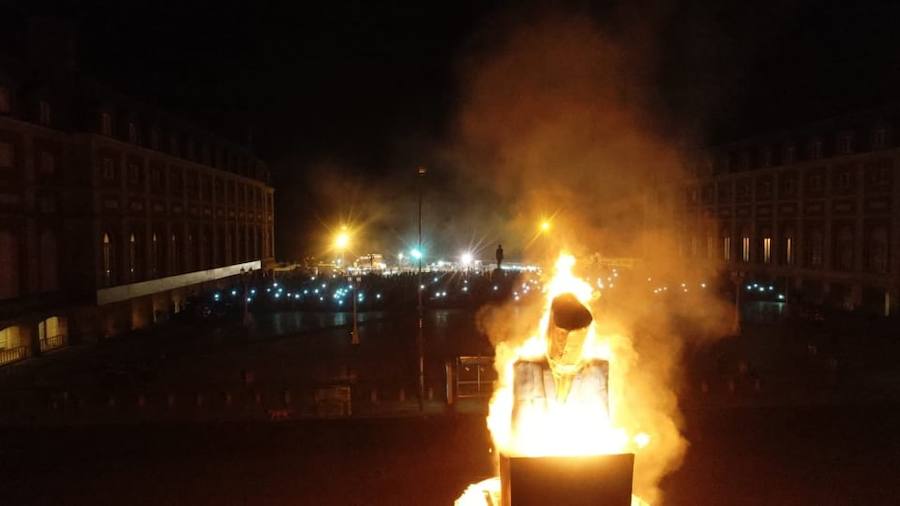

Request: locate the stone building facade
(669, 109), (900, 316)
(0, 53), (274, 364)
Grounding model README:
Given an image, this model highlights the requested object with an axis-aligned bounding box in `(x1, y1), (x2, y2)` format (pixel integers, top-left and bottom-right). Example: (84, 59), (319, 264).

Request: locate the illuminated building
(0, 24), (274, 364)
(667, 108), (900, 315)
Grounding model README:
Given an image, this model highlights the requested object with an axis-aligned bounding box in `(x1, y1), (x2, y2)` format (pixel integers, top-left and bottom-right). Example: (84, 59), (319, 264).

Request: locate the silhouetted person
(496, 244), (504, 269)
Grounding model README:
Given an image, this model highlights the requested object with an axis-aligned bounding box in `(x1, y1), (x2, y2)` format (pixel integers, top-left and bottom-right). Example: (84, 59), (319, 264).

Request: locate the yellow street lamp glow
(540, 220), (551, 232)
(334, 230), (350, 250)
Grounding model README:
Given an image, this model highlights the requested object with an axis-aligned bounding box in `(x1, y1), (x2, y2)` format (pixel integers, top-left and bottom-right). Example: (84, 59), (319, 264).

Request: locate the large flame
(456, 253), (652, 505)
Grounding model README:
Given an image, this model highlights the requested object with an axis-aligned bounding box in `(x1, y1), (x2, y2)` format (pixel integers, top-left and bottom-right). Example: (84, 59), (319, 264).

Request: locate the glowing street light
(460, 252), (473, 266)
(410, 248), (423, 260)
(539, 220), (552, 233)
(334, 228), (350, 250)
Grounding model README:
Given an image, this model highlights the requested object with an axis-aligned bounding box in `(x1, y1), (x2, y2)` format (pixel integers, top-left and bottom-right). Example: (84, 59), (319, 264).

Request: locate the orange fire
(456, 253), (652, 506)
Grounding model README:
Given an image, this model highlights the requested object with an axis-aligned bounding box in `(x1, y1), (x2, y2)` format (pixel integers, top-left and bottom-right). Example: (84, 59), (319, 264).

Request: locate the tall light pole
(416, 165), (427, 411)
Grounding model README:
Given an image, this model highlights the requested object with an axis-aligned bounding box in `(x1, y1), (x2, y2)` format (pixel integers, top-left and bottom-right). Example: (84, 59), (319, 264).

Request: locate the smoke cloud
(457, 6), (733, 504)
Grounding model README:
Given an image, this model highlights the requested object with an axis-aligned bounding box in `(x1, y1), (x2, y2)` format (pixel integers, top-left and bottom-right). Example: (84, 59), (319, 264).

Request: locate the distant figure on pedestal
(495, 244), (504, 274)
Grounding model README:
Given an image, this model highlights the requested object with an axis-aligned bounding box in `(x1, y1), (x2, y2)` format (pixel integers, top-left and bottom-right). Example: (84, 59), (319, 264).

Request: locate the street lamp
(416, 165), (427, 411)
(333, 226), (351, 273)
(460, 251), (473, 279)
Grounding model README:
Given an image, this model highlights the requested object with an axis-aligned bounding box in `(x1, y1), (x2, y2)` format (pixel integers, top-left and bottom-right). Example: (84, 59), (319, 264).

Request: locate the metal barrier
(40, 334), (66, 352)
(456, 356), (496, 398)
(0, 346), (28, 366)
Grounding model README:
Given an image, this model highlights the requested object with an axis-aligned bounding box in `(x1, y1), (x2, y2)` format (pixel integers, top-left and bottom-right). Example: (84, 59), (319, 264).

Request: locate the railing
(456, 356), (496, 399)
(0, 346), (28, 366)
(40, 334), (66, 352)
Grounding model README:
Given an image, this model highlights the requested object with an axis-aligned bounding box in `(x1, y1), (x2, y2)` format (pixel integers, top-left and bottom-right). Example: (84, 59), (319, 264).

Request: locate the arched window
(102, 232), (114, 286)
(0, 229), (19, 299)
(40, 229), (59, 292)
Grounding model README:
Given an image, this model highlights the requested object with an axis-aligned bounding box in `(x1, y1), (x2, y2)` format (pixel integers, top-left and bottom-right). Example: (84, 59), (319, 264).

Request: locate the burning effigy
(456, 254), (652, 506)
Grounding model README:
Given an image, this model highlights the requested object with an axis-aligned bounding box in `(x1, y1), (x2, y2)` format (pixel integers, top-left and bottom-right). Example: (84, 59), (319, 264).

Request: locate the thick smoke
(460, 8), (733, 504)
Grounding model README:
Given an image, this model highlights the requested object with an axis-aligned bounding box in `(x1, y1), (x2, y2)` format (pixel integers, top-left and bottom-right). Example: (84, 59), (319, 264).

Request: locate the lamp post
(350, 275), (361, 345)
(416, 165), (427, 411)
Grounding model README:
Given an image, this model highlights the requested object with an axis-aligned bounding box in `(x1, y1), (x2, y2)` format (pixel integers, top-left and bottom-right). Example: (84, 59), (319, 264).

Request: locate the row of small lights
(746, 282), (786, 300)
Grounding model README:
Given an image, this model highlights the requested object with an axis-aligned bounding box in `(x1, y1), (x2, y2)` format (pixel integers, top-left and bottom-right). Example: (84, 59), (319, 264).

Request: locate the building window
(102, 158), (115, 180)
(838, 132), (854, 155)
(128, 162), (142, 185)
(0, 141), (13, 169)
(873, 127), (889, 149)
(808, 230), (824, 268)
(706, 236), (715, 259)
(100, 112), (112, 136)
(809, 138), (823, 160)
(762, 237), (772, 264)
(170, 233), (179, 274)
(150, 166), (163, 191)
(128, 122), (138, 143)
(38, 151), (55, 175)
(0, 87), (10, 114)
(762, 147), (773, 167)
(785, 236), (794, 265)
(102, 233), (113, 286)
(129, 233), (137, 279)
(784, 143), (796, 164)
(867, 226), (889, 274)
(38, 100), (51, 126)
(39, 229), (58, 292)
(150, 233), (159, 277)
(742, 235), (750, 263)
(723, 236), (732, 262)
(0, 229), (19, 299)
(835, 225), (854, 271)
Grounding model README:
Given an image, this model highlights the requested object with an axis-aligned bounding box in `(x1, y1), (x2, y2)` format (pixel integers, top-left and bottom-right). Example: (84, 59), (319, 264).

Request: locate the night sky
(3, 0), (900, 260)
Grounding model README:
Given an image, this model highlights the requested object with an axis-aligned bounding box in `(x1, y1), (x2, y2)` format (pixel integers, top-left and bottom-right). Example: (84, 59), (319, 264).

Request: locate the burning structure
(456, 254), (651, 506)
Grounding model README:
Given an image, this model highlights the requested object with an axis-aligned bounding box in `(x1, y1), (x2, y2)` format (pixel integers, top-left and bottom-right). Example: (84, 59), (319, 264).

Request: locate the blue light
(230, 290), (237, 296)
(246, 297), (252, 302)
(213, 293), (220, 301)
(250, 288), (256, 295)
(294, 294), (300, 299)
(410, 248), (423, 259)
(273, 282), (279, 288)
(274, 292), (281, 298)
(303, 289), (308, 294)
(778, 294), (785, 300)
